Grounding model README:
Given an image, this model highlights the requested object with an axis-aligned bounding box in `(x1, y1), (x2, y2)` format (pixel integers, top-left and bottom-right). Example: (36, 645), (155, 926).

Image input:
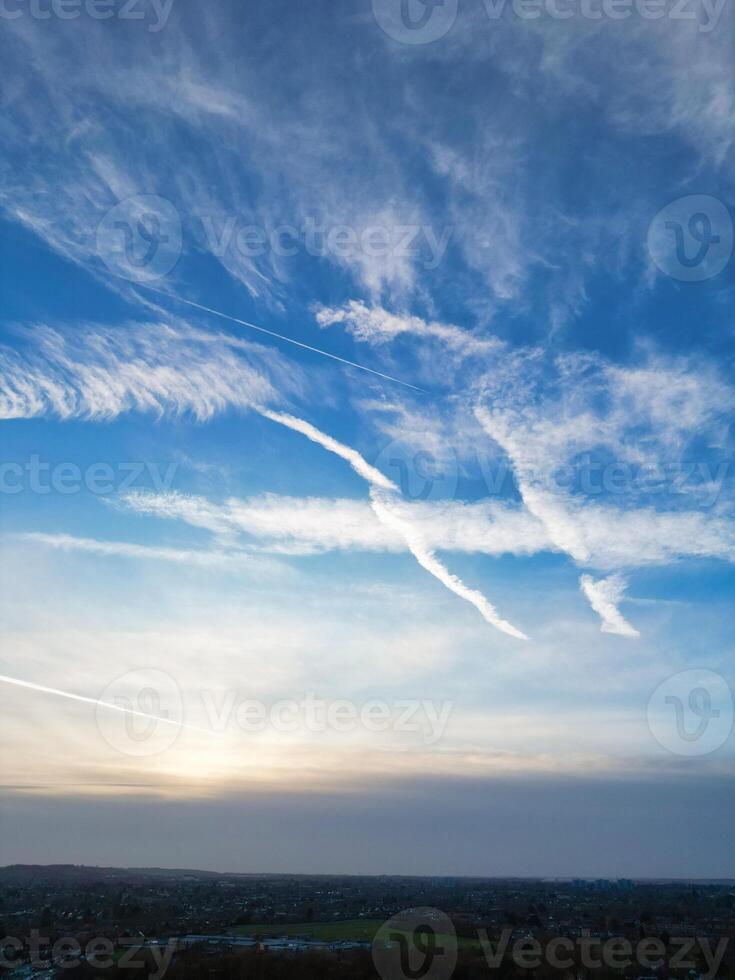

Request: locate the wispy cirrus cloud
(0, 315), (525, 635)
(4, 0), (732, 320)
(472, 349), (735, 632)
(259, 409), (399, 492)
(370, 489), (528, 640)
(259, 410), (528, 638)
(315, 301), (501, 359)
(21, 532), (258, 571)
(5, 302), (734, 642)
(116, 491), (548, 557)
(0, 321), (302, 421)
(115, 490), (735, 569)
(310, 300), (735, 635)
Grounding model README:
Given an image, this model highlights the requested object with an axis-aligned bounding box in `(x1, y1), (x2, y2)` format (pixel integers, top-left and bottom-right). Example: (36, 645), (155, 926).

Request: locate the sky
(0, 0), (734, 876)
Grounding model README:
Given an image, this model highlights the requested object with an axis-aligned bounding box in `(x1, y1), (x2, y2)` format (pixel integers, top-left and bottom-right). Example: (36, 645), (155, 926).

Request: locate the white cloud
(0, 12), (437, 304)
(371, 489), (528, 640)
(258, 409), (398, 492)
(580, 574), (640, 639)
(0, 321), (301, 421)
(315, 300), (501, 358)
(472, 347), (735, 631)
(120, 492), (400, 554)
(117, 490), (735, 568)
(2, 2), (733, 318)
(20, 532), (256, 570)
(258, 410), (527, 638)
(119, 490), (554, 556)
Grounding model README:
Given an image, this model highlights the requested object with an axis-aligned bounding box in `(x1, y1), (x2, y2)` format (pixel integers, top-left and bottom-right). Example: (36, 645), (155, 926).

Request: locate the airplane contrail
(260, 410), (528, 639)
(371, 490), (529, 640)
(0, 673), (214, 734)
(131, 282), (427, 393)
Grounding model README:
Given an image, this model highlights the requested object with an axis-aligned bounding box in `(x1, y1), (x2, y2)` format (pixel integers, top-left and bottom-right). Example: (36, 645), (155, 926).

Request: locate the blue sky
(0, 0), (734, 874)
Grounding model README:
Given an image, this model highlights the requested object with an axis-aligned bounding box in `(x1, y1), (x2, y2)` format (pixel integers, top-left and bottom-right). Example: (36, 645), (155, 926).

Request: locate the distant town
(0, 865), (733, 978)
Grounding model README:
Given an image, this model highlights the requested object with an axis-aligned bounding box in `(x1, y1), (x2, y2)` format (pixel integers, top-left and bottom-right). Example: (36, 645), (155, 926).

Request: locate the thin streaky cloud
(474, 404), (591, 564)
(133, 283), (427, 392)
(316, 301), (501, 358)
(259, 409), (399, 492)
(0, 674), (214, 735)
(371, 490), (528, 640)
(260, 409), (527, 638)
(21, 532), (252, 568)
(0, 320), (289, 422)
(116, 490), (735, 568)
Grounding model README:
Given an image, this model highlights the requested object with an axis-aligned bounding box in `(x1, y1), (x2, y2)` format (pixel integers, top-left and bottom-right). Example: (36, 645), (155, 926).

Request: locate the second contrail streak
(132, 282), (426, 392)
(0, 673), (213, 734)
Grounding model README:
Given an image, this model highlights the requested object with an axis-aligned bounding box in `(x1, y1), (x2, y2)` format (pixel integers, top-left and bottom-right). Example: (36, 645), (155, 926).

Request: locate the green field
(232, 919), (384, 942)
(231, 919), (480, 950)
